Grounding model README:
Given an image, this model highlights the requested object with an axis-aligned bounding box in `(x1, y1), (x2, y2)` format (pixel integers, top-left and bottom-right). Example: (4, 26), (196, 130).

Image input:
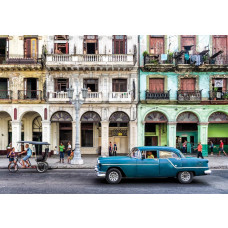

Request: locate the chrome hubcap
(109, 171), (119, 182)
(181, 171), (191, 182)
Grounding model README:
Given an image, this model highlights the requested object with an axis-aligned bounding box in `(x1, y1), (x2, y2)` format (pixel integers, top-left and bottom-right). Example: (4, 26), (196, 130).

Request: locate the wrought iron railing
(18, 90), (42, 100)
(0, 90), (12, 100)
(177, 90), (202, 102)
(145, 90), (170, 100)
(209, 90), (228, 100)
(0, 55), (41, 64)
(144, 54), (174, 65)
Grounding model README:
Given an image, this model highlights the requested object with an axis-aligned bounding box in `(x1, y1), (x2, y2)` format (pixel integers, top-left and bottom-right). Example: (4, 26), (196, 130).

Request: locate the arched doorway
(208, 112), (228, 154)
(109, 111), (130, 154)
(51, 111), (73, 151)
(0, 111), (12, 154)
(32, 116), (42, 154)
(144, 111), (168, 146)
(176, 112), (199, 153)
(81, 111), (101, 154)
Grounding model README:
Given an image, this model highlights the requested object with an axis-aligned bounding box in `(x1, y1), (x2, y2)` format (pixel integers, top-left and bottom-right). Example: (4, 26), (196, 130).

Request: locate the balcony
(0, 55), (42, 71)
(80, 92), (103, 103)
(0, 90), (12, 101)
(109, 91), (132, 102)
(45, 54), (135, 71)
(18, 90), (42, 101)
(142, 53), (228, 72)
(47, 91), (69, 103)
(209, 90), (228, 104)
(177, 90), (202, 103)
(145, 90), (170, 103)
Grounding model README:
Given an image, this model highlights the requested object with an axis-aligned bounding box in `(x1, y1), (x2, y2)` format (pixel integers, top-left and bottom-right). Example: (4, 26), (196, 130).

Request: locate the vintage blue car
(95, 146), (211, 184)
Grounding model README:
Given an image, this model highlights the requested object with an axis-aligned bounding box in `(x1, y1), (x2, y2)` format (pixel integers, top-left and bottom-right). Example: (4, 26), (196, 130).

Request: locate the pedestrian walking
(218, 140), (227, 156)
(182, 140), (187, 154)
(67, 141), (72, 164)
(195, 142), (204, 159)
(113, 142), (117, 156)
(59, 142), (65, 163)
(210, 141), (215, 155)
(109, 142), (113, 156)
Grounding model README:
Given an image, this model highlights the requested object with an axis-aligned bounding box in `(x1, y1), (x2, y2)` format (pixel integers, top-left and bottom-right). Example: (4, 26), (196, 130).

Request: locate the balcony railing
(144, 54), (174, 65)
(47, 91), (69, 102)
(18, 90), (42, 100)
(87, 92), (102, 99)
(146, 90), (170, 100)
(109, 91), (132, 102)
(177, 90), (202, 102)
(0, 90), (12, 100)
(46, 54), (134, 66)
(209, 90), (228, 100)
(0, 55), (42, 64)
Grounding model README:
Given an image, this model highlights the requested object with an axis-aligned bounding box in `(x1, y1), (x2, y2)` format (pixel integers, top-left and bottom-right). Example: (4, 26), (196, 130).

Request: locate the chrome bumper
(204, 170), (212, 175)
(95, 166), (106, 177)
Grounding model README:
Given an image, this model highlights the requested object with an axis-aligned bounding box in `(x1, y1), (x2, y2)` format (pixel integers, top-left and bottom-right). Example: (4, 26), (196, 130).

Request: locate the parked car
(95, 146), (211, 184)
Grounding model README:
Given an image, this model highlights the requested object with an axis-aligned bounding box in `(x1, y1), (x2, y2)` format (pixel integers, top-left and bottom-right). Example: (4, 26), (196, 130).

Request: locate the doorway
(145, 136), (158, 146)
(59, 123), (72, 150)
(0, 38), (7, 64)
(87, 43), (96, 54)
(26, 78), (37, 99)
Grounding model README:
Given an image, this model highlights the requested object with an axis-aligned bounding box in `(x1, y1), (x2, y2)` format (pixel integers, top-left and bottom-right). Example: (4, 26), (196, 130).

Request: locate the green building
(138, 35), (228, 156)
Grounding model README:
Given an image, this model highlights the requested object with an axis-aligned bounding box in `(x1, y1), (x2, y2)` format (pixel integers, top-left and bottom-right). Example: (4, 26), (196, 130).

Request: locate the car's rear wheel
(178, 171), (193, 184)
(106, 168), (122, 184)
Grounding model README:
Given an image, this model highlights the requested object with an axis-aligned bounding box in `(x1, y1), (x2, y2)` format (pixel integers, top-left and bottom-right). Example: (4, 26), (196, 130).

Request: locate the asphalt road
(0, 169), (228, 194)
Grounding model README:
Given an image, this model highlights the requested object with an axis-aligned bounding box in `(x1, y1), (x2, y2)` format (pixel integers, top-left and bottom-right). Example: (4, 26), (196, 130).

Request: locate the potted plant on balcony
(213, 87), (218, 100)
(143, 51), (149, 65)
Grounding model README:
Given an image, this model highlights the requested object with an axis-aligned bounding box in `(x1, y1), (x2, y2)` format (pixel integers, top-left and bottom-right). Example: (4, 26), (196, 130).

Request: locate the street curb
(1, 166), (228, 170)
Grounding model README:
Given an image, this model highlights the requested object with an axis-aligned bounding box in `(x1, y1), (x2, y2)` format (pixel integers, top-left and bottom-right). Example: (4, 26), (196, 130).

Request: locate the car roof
(135, 146), (180, 153)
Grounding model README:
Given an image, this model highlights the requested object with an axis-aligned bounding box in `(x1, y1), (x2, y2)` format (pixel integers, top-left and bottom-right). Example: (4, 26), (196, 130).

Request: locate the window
(149, 78), (164, 92)
(143, 150), (157, 159)
(112, 79), (127, 92)
(81, 123), (93, 147)
(113, 35), (127, 54)
(0, 78), (9, 99)
(212, 78), (227, 92)
(83, 35), (98, 54)
(130, 148), (141, 159)
(180, 78), (196, 91)
(145, 123), (156, 132)
(83, 79), (98, 92)
(159, 151), (179, 158)
(55, 79), (69, 92)
(54, 35), (69, 54)
(181, 35), (196, 54)
(149, 36), (164, 55)
(0, 38), (8, 63)
(24, 37), (38, 58)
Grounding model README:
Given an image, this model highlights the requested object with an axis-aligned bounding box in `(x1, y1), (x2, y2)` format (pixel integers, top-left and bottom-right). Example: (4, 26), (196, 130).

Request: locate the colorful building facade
(138, 35), (228, 156)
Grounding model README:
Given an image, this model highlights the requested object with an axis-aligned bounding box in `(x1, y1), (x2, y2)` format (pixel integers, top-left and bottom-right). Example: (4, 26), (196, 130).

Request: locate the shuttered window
(180, 78), (196, 91)
(181, 35), (196, 53)
(112, 79), (127, 92)
(149, 36), (164, 55)
(24, 38), (37, 58)
(212, 35), (228, 55)
(149, 78), (164, 92)
(113, 35), (127, 54)
(212, 78), (227, 91)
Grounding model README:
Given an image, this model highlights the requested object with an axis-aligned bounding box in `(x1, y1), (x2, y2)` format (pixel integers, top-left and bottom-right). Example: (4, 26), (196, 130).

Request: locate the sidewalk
(0, 154), (228, 169)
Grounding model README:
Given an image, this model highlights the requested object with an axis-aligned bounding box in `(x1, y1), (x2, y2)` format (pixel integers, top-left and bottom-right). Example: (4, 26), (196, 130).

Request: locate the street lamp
(67, 83), (88, 164)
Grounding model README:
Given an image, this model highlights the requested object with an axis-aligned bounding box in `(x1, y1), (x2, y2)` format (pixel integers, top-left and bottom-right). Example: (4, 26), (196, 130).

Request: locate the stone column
(72, 121), (76, 150)
(198, 122), (209, 156)
(101, 121), (109, 156)
(167, 122), (177, 148)
(129, 121), (138, 151)
(42, 121), (51, 143)
(12, 121), (21, 152)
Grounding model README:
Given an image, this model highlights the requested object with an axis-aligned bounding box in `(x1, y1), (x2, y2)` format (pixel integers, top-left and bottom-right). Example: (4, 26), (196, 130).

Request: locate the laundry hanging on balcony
(190, 55), (202, 66)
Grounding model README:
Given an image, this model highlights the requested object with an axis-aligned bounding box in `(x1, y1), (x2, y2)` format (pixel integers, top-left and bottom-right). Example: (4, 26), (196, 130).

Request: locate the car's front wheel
(106, 168), (122, 184)
(178, 171), (193, 184)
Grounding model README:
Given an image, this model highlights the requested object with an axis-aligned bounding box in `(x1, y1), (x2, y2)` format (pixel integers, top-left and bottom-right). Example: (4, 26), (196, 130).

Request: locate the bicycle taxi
(8, 141), (50, 173)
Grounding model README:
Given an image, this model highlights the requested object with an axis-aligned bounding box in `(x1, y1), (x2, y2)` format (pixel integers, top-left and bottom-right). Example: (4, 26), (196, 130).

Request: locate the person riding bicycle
(18, 144), (32, 168)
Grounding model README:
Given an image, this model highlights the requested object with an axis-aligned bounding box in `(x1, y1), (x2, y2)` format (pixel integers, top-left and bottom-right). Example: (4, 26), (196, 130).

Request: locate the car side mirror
(142, 155), (145, 160)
